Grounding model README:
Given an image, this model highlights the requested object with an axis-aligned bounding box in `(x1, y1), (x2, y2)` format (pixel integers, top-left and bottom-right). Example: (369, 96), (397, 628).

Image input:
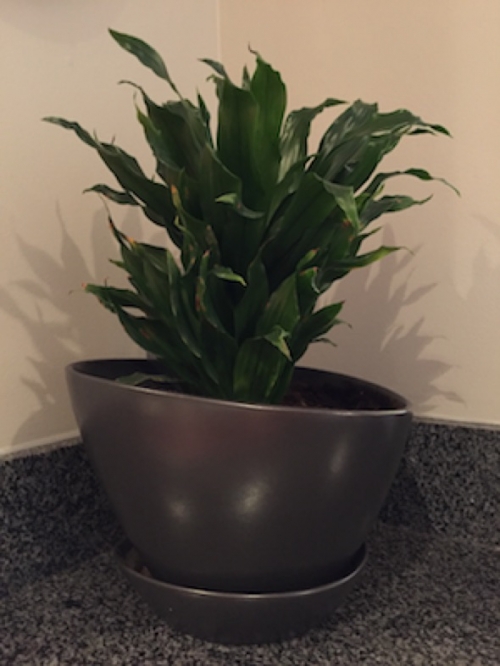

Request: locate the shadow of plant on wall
(1, 216), (478, 446)
(0, 206), (143, 447)
(305, 227), (464, 415)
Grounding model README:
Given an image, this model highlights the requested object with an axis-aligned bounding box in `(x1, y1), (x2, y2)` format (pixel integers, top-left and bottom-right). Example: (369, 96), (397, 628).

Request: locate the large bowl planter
(67, 358), (411, 640)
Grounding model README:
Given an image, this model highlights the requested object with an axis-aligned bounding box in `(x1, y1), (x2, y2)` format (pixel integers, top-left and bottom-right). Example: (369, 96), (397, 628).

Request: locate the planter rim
(67, 358), (411, 417)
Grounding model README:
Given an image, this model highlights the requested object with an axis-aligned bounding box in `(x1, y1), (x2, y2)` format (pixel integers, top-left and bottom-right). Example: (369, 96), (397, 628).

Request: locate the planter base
(116, 540), (367, 645)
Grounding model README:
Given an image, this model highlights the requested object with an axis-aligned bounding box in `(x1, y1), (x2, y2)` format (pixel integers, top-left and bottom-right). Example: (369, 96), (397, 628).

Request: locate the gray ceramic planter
(67, 359), (412, 595)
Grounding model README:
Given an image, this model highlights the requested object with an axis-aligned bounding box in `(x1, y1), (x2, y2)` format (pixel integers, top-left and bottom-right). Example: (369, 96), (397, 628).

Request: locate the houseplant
(46, 30), (453, 643)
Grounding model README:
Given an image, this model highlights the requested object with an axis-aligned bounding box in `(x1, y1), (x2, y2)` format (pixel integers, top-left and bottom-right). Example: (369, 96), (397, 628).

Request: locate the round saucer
(115, 541), (367, 644)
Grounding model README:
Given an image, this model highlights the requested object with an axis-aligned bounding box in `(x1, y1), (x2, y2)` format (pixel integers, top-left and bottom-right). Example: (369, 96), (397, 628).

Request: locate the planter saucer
(115, 540), (367, 644)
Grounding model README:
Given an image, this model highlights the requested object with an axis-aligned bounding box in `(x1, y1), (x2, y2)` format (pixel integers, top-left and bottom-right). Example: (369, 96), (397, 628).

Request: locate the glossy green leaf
(46, 36), (453, 405)
(84, 284), (148, 313)
(264, 173), (351, 288)
(43, 116), (97, 147)
(233, 336), (291, 403)
(196, 253), (229, 333)
(323, 181), (361, 233)
(84, 184), (139, 206)
(279, 99), (345, 180)
(215, 193), (263, 219)
(404, 168), (459, 195)
(290, 301), (344, 361)
(197, 327), (235, 398)
(295, 267), (320, 316)
(212, 265), (247, 286)
(165, 252), (201, 358)
(368, 108), (450, 136)
(266, 156), (310, 224)
(198, 145), (242, 227)
(173, 187), (220, 259)
(216, 78), (262, 207)
(200, 58), (230, 79)
(363, 167), (459, 200)
(255, 274), (300, 337)
(45, 116), (180, 242)
(115, 372), (177, 387)
(109, 29), (181, 95)
(262, 325), (292, 361)
(360, 195), (431, 227)
(196, 91), (213, 144)
(310, 101), (378, 174)
(249, 55), (286, 198)
(234, 255), (269, 340)
(137, 89), (207, 181)
(333, 133), (400, 192)
(330, 245), (399, 272)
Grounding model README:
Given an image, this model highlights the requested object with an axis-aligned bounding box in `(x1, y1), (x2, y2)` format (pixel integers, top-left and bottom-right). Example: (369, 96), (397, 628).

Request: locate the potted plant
(45, 30), (453, 643)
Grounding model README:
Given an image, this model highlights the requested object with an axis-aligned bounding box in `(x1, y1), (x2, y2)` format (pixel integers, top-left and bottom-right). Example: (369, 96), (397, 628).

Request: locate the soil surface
(137, 376), (395, 411)
(282, 379), (394, 411)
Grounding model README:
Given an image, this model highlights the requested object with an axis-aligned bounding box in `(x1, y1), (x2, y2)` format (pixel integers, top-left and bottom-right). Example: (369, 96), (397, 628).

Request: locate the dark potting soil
(281, 379), (392, 411)
(138, 377), (392, 411)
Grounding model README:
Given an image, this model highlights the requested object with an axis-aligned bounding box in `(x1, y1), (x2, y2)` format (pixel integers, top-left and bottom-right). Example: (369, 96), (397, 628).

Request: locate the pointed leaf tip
(109, 29), (180, 95)
(200, 58), (229, 79)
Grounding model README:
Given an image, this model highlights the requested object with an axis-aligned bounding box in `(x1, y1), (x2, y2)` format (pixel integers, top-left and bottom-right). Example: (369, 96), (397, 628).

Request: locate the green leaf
(334, 133), (401, 192)
(134, 104), (181, 184)
(165, 252), (201, 358)
(98, 142), (170, 210)
(290, 301), (344, 361)
(132, 87), (208, 182)
(46, 44), (454, 406)
(262, 325), (292, 361)
(212, 265), (247, 286)
(314, 223), (354, 291)
(200, 58), (230, 79)
(199, 147), (267, 275)
(311, 100), (378, 174)
(256, 273), (300, 336)
(216, 78), (262, 207)
(266, 156), (310, 224)
(43, 117), (97, 147)
(215, 193), (263, 219)
(234, 255), (269, 340)
(84, 284), (148, 313)
(196, 253), (228, 334)
(295, 267), (320, 316)
(198, 145), (242, 227)
(360, 195), (431, 227)
(249, 55), (287, 198)
(180, 226), (201, 273)
(363, 167), (459, 200)
(369, 108), (450, 136)
(279, 98), (345, 180)
(310, 134), (371, 183)
(84, 184), (139, 206)
(197, 91), (213, 144)
(264, 173), (349, 288)
(45, 115), (181, 243)
(109, 29), (181, 95)
(241, 65), (251, 90)
(197, 319), (238, 398)
(322, 181), (361, 233)
(233, 336), (291, 403)
(330, 245), (400, 271)
(405, 168), (460, 195)
(116, 372), (176, 387)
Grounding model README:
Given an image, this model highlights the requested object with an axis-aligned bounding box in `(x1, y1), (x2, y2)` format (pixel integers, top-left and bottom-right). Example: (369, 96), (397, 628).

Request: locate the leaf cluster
(44, 30), (455, 403)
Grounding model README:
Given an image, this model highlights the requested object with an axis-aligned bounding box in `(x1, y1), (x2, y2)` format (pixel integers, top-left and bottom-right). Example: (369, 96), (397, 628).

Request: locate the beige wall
(1, 0), (499, 456)
(0, 0), (220, 455)
(220, 0), (500, 426)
